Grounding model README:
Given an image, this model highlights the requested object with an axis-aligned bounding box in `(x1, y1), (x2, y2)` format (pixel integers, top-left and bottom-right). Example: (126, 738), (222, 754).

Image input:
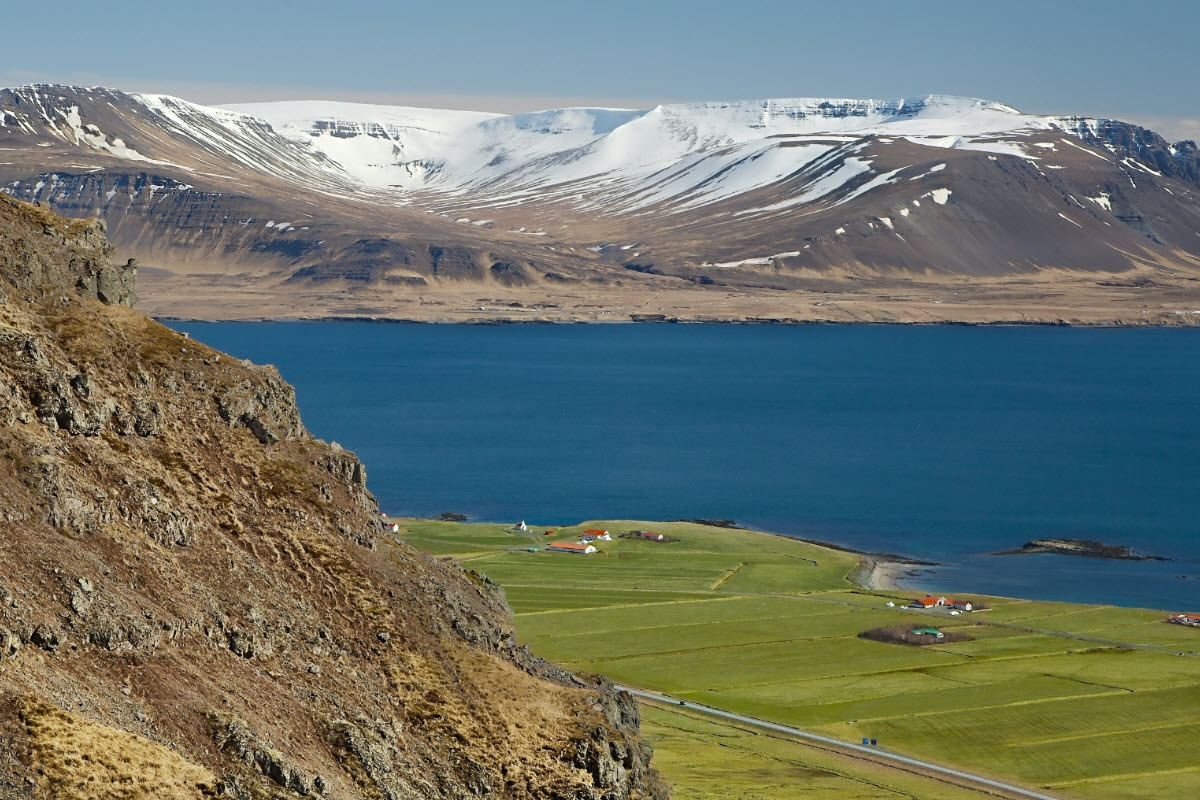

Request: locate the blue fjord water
(172, 321), (1200, 610)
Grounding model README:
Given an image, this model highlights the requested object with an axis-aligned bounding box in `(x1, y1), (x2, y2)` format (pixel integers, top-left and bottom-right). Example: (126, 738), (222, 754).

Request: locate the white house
(581, 529), (612, 541)
(514, 520), (528, 531)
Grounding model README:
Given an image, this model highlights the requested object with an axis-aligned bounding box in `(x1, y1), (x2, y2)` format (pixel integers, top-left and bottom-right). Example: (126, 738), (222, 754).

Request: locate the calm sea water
(171, 321), (1200, 610)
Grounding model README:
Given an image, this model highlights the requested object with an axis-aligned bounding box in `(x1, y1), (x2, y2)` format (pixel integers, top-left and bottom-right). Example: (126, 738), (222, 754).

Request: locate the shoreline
(158, 313), (1200, 328)
(398, 513), (931, 594)
(395, 515), (1195, 610)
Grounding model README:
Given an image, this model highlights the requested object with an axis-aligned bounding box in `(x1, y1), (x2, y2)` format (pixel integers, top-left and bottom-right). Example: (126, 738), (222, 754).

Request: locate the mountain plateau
(2, 85), (1199, 323)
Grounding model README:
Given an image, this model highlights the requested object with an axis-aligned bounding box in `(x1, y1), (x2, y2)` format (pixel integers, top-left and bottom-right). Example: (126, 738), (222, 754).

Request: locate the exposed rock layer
(2, 86), (1200, 323)
(0, 196), (665, 800)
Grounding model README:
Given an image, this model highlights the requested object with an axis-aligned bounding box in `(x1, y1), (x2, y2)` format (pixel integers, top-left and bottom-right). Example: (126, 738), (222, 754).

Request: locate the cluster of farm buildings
(512, 522), (668, 554)
(909, 595), (977, 612)
(1169, 613), (1200, 627)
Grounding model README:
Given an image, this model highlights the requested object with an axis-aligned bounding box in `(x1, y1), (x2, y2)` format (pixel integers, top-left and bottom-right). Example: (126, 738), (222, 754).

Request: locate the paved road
(621, 686), (1065, 800)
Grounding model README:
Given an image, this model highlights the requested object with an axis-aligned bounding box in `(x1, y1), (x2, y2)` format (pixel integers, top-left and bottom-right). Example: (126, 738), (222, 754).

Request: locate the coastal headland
(394, 517), (1200, 800)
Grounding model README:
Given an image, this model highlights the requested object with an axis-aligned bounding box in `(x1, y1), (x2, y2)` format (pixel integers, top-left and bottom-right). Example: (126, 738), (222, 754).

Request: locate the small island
(993, 538), (1171, 561)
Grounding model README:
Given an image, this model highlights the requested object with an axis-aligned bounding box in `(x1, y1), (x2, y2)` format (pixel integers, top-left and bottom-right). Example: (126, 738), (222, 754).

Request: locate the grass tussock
(21, 699), (217, 800)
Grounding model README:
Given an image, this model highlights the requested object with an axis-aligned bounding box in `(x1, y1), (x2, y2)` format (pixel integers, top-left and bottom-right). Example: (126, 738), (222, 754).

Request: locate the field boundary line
(710, 561), (747, 589)
(524, 610), (852, 640)
(799, 687), (1129, 727)
(1007, 718), (1200, 748)
(512, 594), (737, 616)
(1046, 764), (1200, 789)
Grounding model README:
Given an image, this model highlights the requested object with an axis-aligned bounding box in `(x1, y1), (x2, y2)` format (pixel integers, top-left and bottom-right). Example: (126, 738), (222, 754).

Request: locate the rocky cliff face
(0, 197), (665, 800)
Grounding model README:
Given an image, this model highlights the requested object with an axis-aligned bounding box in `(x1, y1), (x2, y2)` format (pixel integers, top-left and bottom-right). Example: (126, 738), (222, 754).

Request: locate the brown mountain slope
(0, 195), (665, 800)
(4, 86), (1200, 323)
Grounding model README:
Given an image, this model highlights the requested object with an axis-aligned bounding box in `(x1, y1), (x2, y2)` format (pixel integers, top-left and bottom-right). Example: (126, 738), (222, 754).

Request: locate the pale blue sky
(4, 0), (1197, 139)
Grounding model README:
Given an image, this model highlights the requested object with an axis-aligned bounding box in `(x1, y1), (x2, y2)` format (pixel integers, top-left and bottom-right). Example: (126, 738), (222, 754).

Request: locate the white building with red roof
(548, 542), (597, 555)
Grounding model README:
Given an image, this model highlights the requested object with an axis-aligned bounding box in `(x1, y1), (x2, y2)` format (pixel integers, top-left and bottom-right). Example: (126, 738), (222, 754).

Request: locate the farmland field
(392, 519), (1200, 799)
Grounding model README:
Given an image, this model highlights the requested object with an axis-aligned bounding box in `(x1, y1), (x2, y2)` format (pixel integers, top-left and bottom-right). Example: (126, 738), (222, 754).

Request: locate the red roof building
(548, 542), (596, 554)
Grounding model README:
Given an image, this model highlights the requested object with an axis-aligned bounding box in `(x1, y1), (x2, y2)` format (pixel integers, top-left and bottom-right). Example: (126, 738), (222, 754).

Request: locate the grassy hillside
(396, 519), (1200, 799)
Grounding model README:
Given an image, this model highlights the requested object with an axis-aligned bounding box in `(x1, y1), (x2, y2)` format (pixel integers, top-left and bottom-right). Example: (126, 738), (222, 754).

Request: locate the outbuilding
(581, 529), (612, 541)
(548, 542), (597, 555)
(909, 596), (947, 609)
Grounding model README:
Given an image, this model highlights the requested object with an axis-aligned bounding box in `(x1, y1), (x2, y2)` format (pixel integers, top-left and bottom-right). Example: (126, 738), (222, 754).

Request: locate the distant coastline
(156, 314), (1200, 328)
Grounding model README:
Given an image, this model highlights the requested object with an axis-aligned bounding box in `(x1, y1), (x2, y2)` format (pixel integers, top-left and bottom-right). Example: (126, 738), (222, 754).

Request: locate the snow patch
(1058, 212), (1083, 228)
(1088, 192), (1112, 211)
(923, 188), (952, 205)
(908, 163), (947, 180)
(703, 249), (804, 269)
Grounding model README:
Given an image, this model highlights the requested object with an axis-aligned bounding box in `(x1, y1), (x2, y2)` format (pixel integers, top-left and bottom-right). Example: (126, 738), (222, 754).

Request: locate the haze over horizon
(3, 0), (1197, 142)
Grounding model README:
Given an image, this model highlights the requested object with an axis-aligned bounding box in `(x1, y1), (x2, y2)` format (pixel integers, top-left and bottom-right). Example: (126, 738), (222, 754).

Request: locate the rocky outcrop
(0, 197), (665, 800)
(0, 193), (135, 306)
(1057, 118), (1200, 189)
(994, 538), (1171, 561)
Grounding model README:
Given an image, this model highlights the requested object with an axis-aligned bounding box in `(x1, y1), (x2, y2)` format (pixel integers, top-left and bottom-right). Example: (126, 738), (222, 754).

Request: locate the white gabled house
(581, 529), (612, 541)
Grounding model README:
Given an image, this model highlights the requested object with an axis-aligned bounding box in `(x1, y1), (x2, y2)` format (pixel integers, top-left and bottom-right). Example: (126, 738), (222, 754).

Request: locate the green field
(394, 518), (1200, 799)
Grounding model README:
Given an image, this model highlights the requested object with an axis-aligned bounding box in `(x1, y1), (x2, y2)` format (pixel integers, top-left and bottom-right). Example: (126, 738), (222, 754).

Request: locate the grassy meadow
(395, 519), (1200, 799)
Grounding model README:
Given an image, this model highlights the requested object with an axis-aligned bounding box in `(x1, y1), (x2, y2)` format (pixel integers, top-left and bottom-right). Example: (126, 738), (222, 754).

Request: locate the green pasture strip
(819, 686), (1200, 786)
(1067, 767), (1200, 800)
(400, 538), (495, 556)
(1020, 722), (1200, 787)
(465, 556), (729, 587)
(799, 589), (900, 607)
(521, 607), (903, 663)
(962, 599), (1106, 622)
(1079, 620), (1200, 649)
(924, 648), (1200, 691)
(1012, 606), (1169, 633)
(696, 674), (1119, 731)
(681, 671), (952, 709)
(515, 594), (838, 639)
(566, 636), (966, 693)
(716, 560), (861, 594)
(500, 586), (709, 614)
(932, 633), (1101, 658)
(640, 705), (995, 800)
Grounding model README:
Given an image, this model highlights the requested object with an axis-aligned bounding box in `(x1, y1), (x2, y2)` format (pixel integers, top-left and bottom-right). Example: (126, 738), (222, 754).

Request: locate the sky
(3, 0), (1197, 141)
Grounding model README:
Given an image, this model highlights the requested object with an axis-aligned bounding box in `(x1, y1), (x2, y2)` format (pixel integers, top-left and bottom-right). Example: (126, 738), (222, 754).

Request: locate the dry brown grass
(21, 699), (217, 800)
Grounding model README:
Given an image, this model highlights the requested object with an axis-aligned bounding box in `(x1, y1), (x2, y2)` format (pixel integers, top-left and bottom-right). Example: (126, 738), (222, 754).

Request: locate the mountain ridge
(2, 83), (1199, 323)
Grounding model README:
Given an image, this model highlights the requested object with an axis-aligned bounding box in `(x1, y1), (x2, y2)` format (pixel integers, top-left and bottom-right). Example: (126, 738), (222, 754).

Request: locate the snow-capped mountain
(2, 84), (1199, 320)
(221, 95), (1070, 204)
